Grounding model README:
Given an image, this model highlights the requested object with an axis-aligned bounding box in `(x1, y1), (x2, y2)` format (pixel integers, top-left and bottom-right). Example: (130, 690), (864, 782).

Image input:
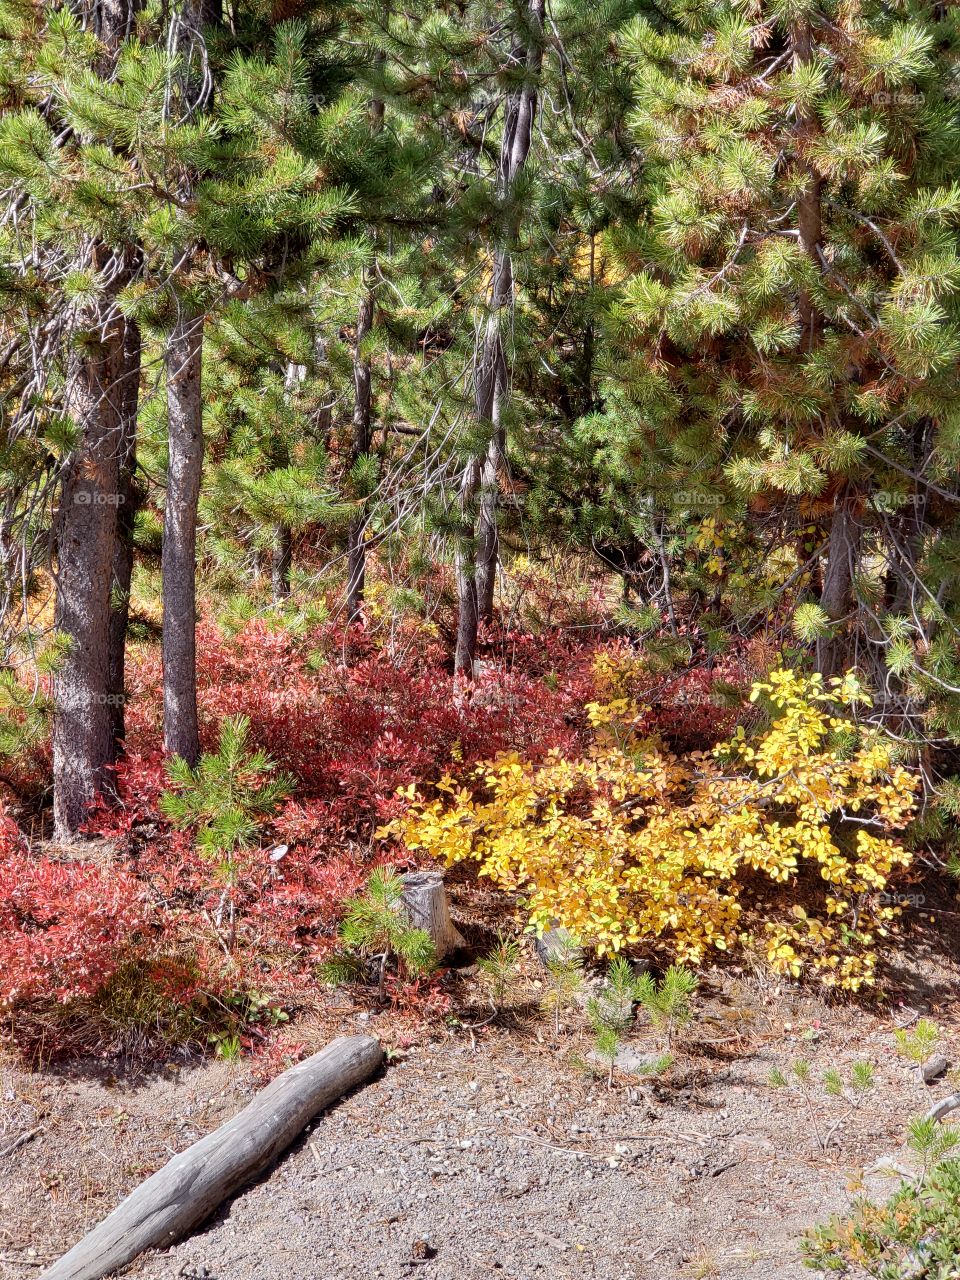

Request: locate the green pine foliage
(160, 714), (292, 878)
(320, 868), (437, 999)
(635, 963), (698, 1050)
(477, 932), (523, 1011)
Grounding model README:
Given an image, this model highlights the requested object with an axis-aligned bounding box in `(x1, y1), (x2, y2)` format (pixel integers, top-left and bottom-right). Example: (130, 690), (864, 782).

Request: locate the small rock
(921, 1054), (950, 1083)
(587, 1047), (663, 1077)
(409, 1238), (437, 1264)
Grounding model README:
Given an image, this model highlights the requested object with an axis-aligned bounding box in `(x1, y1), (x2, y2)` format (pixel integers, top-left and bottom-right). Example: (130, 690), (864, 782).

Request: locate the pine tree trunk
(162, 309), (203, 765)
(792, 19), (823, 350)
(474, 255), (510, 623)
(94, 0), (140, 56)
(454, 456), (482, 676)
(269, 358), (306, 603)
(816, 487), (861, 677)
(455, 0), (545, 670)
(52, 250), (126, 841)
(345, 76), (384, 627)
(108, 314), (141, 750)
(346, 285), (374, 625)
(50, 0), (141, 838)
(475, 432), (501, 623)
(271, 524), (292, 601)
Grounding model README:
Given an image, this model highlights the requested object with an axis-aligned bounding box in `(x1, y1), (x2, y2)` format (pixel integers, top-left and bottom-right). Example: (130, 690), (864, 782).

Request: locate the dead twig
(0, 1128), (40, 1160)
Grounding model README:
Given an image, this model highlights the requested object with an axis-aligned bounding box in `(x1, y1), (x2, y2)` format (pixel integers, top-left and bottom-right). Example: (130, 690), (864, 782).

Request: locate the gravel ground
(6, 940), (960, 1280)
(120, 1017), (914, 1280)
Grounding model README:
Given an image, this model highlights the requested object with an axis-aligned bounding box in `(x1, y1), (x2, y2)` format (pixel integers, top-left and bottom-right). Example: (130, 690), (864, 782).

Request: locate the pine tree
(454, 0), (547, 674)
(617, 0), (960, 688)
(0, 0), (146, 836)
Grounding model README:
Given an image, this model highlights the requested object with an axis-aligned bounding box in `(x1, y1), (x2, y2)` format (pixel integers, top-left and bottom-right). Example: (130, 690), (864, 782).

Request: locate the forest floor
(4, 895), (960, 1280)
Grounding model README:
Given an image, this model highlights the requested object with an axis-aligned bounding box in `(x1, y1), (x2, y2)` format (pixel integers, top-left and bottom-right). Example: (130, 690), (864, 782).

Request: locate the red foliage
(384, 972), (453, 1020)
(3, 610), (759, 1058)
(636, 661), (748, 750)
(0, 810), (148, 1007)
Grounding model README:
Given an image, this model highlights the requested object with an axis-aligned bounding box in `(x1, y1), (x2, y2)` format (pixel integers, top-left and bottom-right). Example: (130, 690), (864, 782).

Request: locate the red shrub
(636, 661), (748, 750)
(0, 811), (148, 1007)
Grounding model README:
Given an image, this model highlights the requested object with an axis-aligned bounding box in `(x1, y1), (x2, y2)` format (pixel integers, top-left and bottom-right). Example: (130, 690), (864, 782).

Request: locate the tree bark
(400, 871), (466, 960)
(456, 0), (545, 669)
(40, 1036), (383, 1280)
(454, 454), (483, 675)
(346, 284), (375, 624)
(271, 522), (292, 601)
(345, 78), (384, 626)
(162, 308), (203, 765)
(52, 250), (127, 841)
(107, 314), (141, 750)
(816, 487), (861, 677)
(51, 0), (140, 839)
(93, 0), (141, 62)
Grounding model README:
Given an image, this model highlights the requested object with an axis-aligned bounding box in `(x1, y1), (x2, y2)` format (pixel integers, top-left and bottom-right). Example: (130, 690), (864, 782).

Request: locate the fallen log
(926, 1092), (960, 1123)
(41, 1035), (383, 1280)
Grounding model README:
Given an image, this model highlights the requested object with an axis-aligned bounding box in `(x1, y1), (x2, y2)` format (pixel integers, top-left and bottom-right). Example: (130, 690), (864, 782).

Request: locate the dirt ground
(5, 914), (960, 1280)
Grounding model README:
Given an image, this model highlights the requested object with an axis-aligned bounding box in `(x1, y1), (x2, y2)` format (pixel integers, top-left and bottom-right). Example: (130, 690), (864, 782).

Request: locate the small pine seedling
(320, 869), (436, 1000)
(587, 1000), (623, 1090)
(895, 1018), (940, 1073)
(824, 1060), (875, 1105)
(587, 955), (647, 1088)
(160, 714), (292, 948)
(540, 936), (585, 1034)
(907, 1115), (960, 1182)
(477, 933), (523, 1011)
(635, 964), (699, 1050)
(160, 715), (293, 878)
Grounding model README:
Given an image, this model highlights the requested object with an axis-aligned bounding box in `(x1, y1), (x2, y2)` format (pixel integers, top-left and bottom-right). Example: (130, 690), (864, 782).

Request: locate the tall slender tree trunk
(454, 456), (483, 675)
(816, 489), (861, 677)
(159, 0), (215, 763)
(455, 0), (545, 673)
(345, 85), (384, 626)
(346, 284), (374, 624)
(162, 308), (203, 764)
(270, 358), (305, 603)
(52, 249), (127, 840)
(793, 18), (857, 677)
(108, 313), (141, 750)
(474, 253), (511, 623)
(52, 0), (139, 839)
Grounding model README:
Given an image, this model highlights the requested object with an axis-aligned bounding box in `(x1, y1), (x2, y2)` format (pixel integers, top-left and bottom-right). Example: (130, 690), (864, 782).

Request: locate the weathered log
(926, 1092), (960, 1123)
(41, 1035), (383, 1280)
(400, 870), (466, 960)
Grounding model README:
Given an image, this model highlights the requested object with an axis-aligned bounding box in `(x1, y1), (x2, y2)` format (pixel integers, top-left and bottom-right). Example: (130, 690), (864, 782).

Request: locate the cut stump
(40, 1034), (383, 1280)
(400, 871), (465, 960)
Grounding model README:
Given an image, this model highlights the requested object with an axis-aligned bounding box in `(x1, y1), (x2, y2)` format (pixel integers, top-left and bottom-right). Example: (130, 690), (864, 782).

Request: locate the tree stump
(400, 871), (465, 960)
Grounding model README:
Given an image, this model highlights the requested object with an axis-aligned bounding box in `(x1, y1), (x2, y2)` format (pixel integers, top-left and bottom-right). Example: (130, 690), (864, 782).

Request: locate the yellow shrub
(387, 669), (918, 990)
